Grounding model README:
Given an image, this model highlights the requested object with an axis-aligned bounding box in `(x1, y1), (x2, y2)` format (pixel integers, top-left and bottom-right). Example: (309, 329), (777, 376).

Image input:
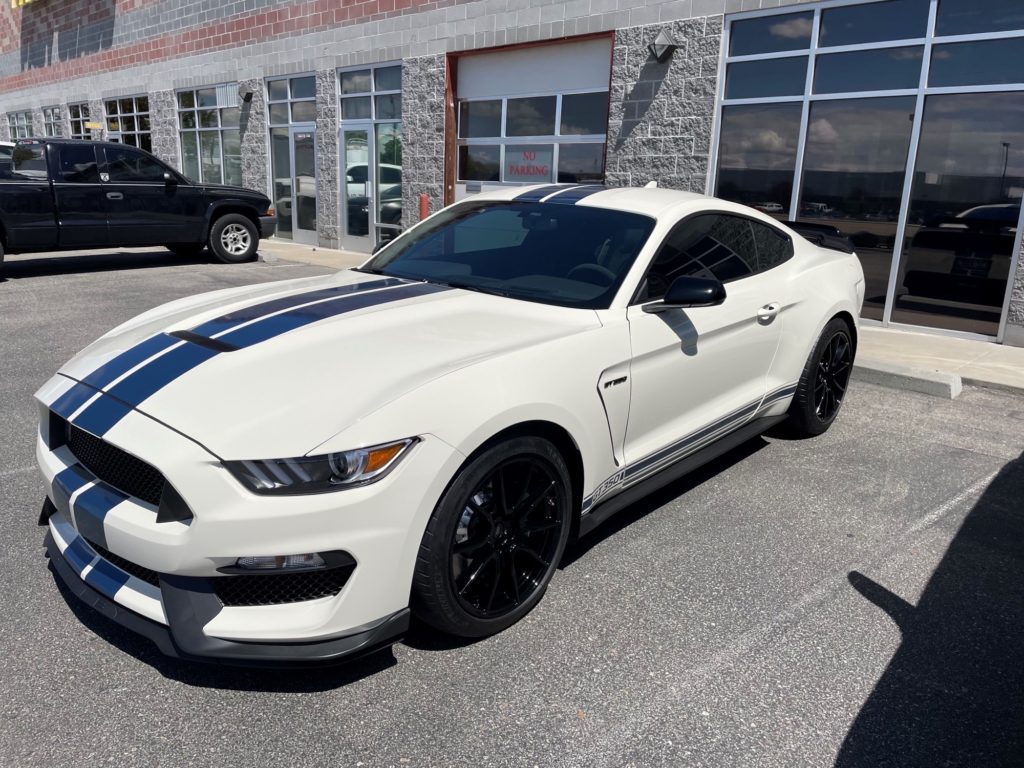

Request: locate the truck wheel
(166, 244), (206, 258)
(208, 214), (258, 264)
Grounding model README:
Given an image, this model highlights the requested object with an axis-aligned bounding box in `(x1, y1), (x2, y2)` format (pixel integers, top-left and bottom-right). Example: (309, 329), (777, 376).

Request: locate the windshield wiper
(443, 280), (511, 298)
(353, 266), (386, 275)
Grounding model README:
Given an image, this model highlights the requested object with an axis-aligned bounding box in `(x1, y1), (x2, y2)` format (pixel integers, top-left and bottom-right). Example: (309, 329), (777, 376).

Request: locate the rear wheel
(412, 436), (572, 638)
(166, 243), (206, 258)
(788, 317), (854, 436)
(208, 214), (258, 264)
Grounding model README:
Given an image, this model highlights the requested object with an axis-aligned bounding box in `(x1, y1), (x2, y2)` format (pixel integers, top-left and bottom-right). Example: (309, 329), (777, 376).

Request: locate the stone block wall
(1008, 245), (1024, 345)
(148, 89), (179, 170)
(315, 68), (339, 248)
(400, 54), (446, 230)
(239, 78), (268, 197)
(605, 15), (722, 193)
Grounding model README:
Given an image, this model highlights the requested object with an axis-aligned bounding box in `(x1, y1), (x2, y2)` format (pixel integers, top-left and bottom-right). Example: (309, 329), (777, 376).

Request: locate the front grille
(212, 567), (354, 607)
(91, 542), (161, 588)
(66, 423), (165, 506)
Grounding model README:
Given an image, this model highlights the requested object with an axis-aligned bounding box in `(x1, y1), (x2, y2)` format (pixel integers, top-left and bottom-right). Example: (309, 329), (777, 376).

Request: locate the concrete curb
(852, 359), (963, 399)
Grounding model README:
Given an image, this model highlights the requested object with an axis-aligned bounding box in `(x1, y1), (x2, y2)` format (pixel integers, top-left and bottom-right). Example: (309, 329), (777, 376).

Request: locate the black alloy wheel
(814, 330), (852, 422)
(412, 436), (572, 638)
(789, 317), (855, 436)
(451, 456), (564, 618)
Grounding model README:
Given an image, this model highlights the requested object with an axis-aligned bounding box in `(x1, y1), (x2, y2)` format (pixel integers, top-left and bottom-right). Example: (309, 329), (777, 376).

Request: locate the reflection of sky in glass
(730, 11), (812, 56)
(936, 0), (1024, 36)
(915, 93), (1024, 178)
(718, 103), (801, 171)
(802, 97), (916, 174)
(814, 47), (922, 94)
(929, 39), (1024, 87)
(819, 0), (929, 46)
(726, 57), (807, 99)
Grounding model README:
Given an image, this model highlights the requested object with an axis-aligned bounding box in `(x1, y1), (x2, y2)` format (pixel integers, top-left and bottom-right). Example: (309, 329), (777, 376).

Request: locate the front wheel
(412, 436), (573, 638)
(788, 317), (855, 436)
(208, 214), (258, 264)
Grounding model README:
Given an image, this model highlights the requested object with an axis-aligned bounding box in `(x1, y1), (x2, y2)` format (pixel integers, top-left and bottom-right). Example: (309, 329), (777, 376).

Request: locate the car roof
(466, 183), (781, 223)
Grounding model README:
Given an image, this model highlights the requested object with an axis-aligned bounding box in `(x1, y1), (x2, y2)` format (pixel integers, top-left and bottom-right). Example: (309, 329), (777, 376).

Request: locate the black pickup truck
(0, 138), (276, 271)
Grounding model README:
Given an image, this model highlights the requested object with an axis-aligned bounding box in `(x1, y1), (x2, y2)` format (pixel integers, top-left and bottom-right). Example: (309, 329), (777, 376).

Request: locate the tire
(788, 317), (855, 436)
(208, 214), (258, 264)
(166, 243), (206, 258)
(412, 436), (573, 638)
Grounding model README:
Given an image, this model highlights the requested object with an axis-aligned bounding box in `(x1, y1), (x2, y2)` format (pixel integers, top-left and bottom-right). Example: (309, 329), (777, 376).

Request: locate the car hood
(56, 271), (600, 458)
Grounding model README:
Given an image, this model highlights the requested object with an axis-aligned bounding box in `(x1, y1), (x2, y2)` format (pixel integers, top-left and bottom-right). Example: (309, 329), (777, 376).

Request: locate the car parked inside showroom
(35, 183), (864, 664)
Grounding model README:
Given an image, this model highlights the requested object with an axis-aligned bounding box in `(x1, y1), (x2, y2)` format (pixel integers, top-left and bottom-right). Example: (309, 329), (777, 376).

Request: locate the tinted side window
(103, 146), (166, 182)
(58, 145), (100, 183)
(749, 219), (794, 271)
(640, 214), (758, 302)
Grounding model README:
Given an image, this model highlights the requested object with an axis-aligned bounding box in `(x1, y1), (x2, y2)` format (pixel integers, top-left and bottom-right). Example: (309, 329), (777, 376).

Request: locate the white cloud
(769, 17), (813, 40)
(809, 118), (840, 144)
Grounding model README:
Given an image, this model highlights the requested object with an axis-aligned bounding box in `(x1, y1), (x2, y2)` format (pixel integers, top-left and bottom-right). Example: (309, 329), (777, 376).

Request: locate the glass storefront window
(6, 111), (31, 140)
(43, 106), (63, 137)
(558, 143), (606, 183)
(506, 96), (557, 136)
(178, 85), (242, 186)
(716, 103), (802, 216)
(725, 57), (808, 99)
(459, 101), (502, 138)
(104, 96), (150, 151)
(814, 47), (922, 94)
(936, 0), (1024, 36)
(69, 103), (91, 140)
(798, 97), (917, 321)
(819, 0), (929, 47)
(892, 92), (1024, 335)
(458, 145), (501, 181)
(560, 92), (609, 136)
(929, 39), (1024, 88)
(730, 11), (813, 56)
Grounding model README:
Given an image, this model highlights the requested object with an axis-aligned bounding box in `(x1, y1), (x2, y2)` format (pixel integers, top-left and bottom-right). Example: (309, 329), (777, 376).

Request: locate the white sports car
(35, 184), (864, 664)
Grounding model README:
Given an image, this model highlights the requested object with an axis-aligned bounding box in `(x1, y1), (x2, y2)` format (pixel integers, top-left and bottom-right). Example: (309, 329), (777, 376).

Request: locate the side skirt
(578, 414), (787, 539)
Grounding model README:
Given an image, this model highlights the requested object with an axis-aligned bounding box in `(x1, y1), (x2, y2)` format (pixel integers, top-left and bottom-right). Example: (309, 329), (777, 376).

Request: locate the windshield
(361, 200), (656, 309)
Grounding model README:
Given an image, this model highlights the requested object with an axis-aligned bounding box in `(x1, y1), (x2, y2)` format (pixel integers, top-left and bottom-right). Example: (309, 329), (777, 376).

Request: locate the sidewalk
(856, 325), (1024, 396)
(258, 238), (1024, 397)
(258, 237), (366, 270)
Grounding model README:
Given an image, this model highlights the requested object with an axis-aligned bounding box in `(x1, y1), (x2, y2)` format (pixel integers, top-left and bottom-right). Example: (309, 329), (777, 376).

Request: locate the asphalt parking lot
(1, 249), (1023, 767)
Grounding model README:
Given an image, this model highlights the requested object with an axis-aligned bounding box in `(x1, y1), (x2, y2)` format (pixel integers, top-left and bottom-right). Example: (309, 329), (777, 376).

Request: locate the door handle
(757, 302), (781, 324)
(106, 192), (124, 201)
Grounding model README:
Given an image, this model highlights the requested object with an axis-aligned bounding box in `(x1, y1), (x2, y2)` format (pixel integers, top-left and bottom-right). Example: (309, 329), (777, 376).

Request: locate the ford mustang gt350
(35, 184), (864, 664)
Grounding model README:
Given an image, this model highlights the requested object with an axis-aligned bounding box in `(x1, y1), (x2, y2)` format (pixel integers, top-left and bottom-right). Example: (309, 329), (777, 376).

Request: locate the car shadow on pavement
(1, 250), (210, 280)
(560, 436), (769, 568)
(835, 450), (1024, 767)
(48, 561), (397, 692)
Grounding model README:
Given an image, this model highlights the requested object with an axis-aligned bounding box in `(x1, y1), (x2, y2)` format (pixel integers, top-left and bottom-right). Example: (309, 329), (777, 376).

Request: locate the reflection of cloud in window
(718, 105), (800, 171)
(769, 16), (812, 39)
(889, 48), (923, 61)
(809, 118), (839, 144)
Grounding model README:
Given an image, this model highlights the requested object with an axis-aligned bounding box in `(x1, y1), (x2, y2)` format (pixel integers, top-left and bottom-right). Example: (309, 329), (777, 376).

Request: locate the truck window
(57, 145), (100, 184)
(102, 146), (167, 183)
(10, 144), (48, 181)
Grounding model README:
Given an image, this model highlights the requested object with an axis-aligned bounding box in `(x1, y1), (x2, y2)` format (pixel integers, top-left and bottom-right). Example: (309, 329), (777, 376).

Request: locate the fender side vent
(169, 330), (239, 352)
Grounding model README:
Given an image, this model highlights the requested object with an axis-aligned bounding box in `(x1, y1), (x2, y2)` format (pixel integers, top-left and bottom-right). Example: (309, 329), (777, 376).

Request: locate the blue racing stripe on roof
(513, 184), (571, 202)
(543, 185), (605, 205)
(190, 277), (406, 337)
(73, 483), (128, 551)
(84, 556), (131, 599)
(218, 282), (451, 349)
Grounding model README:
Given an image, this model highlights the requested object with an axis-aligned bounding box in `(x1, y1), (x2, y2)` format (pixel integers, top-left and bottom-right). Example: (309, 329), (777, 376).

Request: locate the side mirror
(163, 171), (177, 184)
(643, 276), (726, 313)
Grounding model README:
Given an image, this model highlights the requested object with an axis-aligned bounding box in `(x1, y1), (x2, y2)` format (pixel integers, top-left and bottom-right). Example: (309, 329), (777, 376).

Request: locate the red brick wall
(0, 0), (451, 94)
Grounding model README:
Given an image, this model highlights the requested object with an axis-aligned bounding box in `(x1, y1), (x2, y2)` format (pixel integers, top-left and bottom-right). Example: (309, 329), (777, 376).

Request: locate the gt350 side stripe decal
(68, 281), (452, 436)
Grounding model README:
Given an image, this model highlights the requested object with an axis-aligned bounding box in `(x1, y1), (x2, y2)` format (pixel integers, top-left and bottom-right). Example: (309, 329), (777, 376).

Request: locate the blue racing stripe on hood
(69, 281), (452, 436)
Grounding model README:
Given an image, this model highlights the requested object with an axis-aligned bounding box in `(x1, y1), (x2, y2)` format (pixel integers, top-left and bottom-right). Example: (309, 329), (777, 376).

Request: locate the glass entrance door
(341, 124), (374, 252)
(270, 125), (318, 244)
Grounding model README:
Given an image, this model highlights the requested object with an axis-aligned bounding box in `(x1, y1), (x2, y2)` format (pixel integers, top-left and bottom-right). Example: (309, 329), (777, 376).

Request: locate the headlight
(224, 438), (417, 495)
